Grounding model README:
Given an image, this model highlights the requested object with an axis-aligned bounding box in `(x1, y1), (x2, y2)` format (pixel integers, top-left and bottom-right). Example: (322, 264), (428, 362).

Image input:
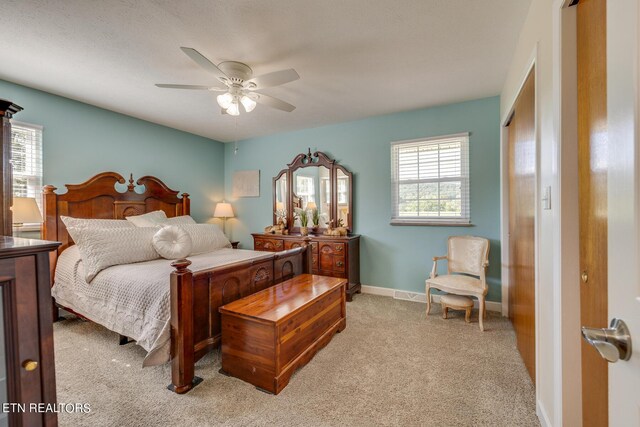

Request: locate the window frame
(390, 132), (471, 226)
(10, 120), (44, 231)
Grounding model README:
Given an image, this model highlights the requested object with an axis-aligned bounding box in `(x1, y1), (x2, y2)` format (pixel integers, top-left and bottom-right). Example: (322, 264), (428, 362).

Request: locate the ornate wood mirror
(272, 149), (353, 232)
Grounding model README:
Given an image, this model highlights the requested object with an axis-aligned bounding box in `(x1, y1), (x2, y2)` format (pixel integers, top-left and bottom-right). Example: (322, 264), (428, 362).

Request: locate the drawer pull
(336, 261), (344, 267)
(336, 246), (344, 252)
(22, 360), (38, 371)
(256, 241), (263, 247)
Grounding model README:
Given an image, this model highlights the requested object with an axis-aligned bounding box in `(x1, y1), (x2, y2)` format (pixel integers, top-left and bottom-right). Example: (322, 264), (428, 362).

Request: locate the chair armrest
(430, 255), (447, 279)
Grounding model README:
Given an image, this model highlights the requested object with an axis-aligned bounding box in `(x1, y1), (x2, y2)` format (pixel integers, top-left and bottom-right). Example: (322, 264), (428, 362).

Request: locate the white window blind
(11, 121), (43, 208)
(391, 133), (470, 225)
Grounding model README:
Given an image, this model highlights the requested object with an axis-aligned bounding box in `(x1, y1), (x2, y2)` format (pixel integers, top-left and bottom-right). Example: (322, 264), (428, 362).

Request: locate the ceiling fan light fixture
(226, 102), (240, 116)
(240, 95), (257, 113)
(216, 92), (234, 109)
(157, 48), (298, 115)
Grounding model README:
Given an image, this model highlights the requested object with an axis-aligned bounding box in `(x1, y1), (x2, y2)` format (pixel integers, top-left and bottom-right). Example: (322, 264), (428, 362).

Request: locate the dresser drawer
(284, 240), (304, 250)
(333, 256), (346, 272)
(254, 237), (284, 252)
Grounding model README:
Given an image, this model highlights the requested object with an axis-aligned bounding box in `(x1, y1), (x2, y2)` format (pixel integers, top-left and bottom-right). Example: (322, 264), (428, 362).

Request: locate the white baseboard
(360, 284), (503, 313)
(537, 400), (552, 427)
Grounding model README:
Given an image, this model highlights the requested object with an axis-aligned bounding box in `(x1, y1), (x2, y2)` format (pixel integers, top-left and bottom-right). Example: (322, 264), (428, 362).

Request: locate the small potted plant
(296, 208), (310, 236)
(311, 208), (320, 233)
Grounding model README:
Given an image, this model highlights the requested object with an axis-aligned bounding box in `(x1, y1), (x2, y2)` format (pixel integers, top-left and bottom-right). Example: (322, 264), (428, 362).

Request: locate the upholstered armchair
(425, 236), (490, 331)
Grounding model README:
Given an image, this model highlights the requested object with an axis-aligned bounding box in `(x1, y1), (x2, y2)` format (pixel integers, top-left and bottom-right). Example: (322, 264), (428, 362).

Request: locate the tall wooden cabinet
(0, 237), (60, 427)
(0, 100), (23, 236)
(252, 233), (361, 301)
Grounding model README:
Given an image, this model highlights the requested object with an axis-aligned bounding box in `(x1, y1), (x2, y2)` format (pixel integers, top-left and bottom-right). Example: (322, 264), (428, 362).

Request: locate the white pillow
(126, 210), (168, 227)
(73, 227), (160, 282)
(152, 226), (193, 260)
(178, 224), (231, 255)
(165, 215), (196, 225)
(60, 216), (134, 242)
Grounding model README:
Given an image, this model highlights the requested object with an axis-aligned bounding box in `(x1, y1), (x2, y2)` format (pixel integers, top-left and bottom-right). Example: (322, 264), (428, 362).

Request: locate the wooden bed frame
(43, 172), (311, 394)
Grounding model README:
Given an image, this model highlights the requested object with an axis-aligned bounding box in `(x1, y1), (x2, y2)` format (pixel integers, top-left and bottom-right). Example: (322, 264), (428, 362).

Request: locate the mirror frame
(272, 169), (288, 226)
(272, 149), (354, 232)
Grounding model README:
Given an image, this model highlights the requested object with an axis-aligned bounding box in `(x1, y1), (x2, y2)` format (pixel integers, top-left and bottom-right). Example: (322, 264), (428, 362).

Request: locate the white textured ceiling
(0, 0), (531, 142)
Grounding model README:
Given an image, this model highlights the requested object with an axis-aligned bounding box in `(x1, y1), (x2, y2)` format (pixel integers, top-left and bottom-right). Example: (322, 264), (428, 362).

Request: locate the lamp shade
(306, 201), (317, 210)
(214, 202), (234, 218)
(11, 197), (43, 224)
(276, 201), (285, 211)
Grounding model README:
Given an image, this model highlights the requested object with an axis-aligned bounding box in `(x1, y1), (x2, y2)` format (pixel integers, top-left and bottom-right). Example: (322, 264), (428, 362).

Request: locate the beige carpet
(53, 294), (538, 426)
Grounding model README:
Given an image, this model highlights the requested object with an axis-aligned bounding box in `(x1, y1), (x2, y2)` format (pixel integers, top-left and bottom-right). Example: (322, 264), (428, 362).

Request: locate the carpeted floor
(53, 294), (539, 426)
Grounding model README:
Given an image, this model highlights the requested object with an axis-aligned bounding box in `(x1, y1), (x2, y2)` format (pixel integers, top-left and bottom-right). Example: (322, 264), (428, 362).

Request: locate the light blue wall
(0, 80), (225, 222)
(225, 96), (502, 301)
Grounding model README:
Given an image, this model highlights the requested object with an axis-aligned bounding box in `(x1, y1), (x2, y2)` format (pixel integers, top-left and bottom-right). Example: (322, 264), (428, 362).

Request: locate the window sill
(390, 220), (473, 227)
(13, 224), (42, 232)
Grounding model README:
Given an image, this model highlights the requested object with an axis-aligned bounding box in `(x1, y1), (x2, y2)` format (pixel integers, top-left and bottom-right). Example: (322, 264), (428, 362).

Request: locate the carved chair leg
(425, 284), (432, 317)
(478, 297), (485, 332)
(465, 307), (471, 323)
(442, 305), (448, 319)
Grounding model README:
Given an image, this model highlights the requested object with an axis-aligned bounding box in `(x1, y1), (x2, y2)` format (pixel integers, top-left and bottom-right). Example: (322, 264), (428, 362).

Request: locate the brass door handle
(582, 318), (632, 363)
(22, 360), (38, 371)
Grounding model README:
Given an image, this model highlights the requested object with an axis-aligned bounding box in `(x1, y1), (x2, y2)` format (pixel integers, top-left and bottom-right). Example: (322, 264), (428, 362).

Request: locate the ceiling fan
(155, 47), (299, 116)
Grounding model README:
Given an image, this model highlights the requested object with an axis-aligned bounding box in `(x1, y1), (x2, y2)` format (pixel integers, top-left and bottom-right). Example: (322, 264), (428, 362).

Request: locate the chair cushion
(426, 274), (486, 295)
(448, 236), (489, 275)
(440, 294), (474, 308)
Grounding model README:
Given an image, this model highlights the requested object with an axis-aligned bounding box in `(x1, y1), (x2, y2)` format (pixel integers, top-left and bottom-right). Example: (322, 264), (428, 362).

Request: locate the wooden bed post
(302, 237), (313, 274)
(43, 185), (60, 321)
(181, 193), (190, 216)
(168, 258), (202, 393)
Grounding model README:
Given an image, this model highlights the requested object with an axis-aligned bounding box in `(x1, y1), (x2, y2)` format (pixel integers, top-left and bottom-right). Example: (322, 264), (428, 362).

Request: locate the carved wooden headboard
(43, 172), (190, 255)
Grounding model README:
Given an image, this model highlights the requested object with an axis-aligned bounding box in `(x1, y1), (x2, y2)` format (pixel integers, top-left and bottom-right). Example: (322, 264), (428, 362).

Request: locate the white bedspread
(52, 246), (272, 366)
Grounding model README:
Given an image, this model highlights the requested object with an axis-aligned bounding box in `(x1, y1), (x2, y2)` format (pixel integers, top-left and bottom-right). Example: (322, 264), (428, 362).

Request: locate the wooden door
(507, 69), (536, 383)
(577, 0), (608, 425)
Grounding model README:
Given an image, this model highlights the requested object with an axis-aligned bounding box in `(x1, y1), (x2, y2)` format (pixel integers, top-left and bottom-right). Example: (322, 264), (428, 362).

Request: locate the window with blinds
(391, 133), (470, 225)
(11, 121), (43, 208)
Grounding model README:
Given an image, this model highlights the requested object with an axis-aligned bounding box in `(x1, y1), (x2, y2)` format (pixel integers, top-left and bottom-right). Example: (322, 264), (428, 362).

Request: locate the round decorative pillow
(152, 226), (193, 260)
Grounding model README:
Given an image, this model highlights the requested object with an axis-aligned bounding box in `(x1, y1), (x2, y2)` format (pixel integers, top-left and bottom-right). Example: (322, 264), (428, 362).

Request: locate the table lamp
(11, 197), (43, 234)
(214, 201), (234, 237)
(306, 201), (317, 211)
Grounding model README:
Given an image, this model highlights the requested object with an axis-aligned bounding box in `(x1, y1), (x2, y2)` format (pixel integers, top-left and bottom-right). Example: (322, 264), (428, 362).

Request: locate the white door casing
(606, 0), (640, 425)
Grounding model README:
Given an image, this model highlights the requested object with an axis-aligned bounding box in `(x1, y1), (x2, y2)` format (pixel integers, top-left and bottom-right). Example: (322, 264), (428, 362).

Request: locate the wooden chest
(252, 233), (360, 301)
(219, 274), (346, 394)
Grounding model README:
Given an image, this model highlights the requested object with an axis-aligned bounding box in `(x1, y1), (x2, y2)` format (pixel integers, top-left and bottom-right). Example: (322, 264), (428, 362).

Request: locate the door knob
(581, 318), (632, 363)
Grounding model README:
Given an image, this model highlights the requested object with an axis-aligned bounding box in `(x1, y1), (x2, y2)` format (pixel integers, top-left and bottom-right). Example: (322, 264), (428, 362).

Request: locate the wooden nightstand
(230, 241), (240, 249)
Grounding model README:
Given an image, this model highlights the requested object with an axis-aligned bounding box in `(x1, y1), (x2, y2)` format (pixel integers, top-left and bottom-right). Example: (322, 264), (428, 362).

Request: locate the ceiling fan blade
(247, 69), (299, 89)
(155, 84), (216, 90)
(180, 47), (229, 82)
(254, 93), (296, 112)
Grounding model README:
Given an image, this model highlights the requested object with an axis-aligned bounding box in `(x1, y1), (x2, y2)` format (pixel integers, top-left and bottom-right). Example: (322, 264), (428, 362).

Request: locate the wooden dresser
(0, 237), (60, 427)
(252, 233), (361, 301)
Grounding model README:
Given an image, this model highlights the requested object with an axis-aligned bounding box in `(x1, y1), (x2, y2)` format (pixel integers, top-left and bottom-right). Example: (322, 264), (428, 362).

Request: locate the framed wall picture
(232, 170), (260, 197)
